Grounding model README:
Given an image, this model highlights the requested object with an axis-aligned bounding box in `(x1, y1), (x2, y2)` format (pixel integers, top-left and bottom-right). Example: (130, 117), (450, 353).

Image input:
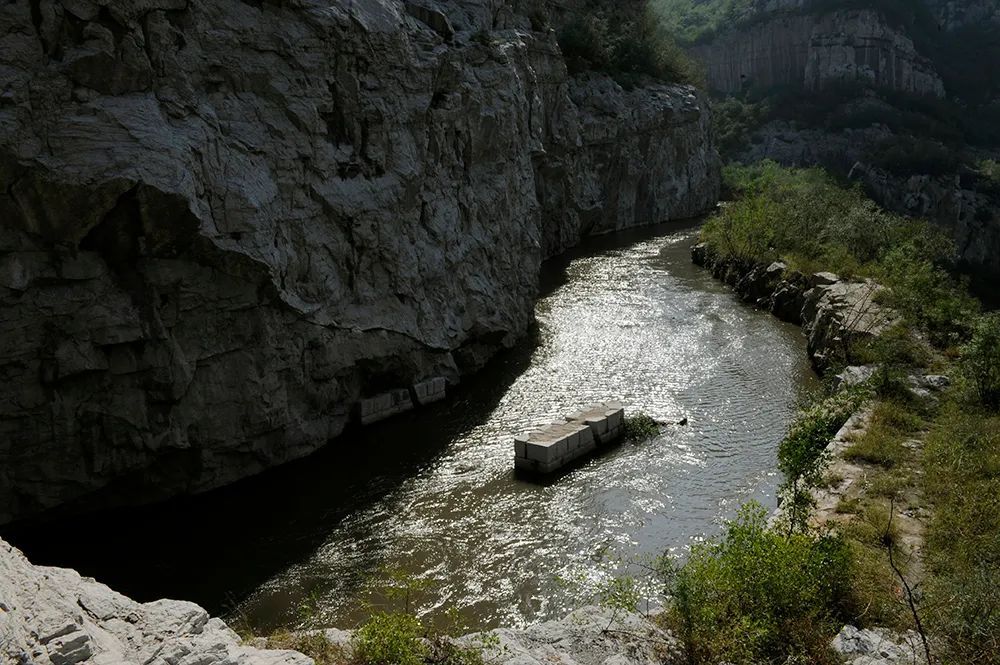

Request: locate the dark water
(2, 223), (817, 634)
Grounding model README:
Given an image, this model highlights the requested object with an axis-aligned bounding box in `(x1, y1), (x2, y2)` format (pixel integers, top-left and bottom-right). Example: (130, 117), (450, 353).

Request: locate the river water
(2, 222), (817, 633)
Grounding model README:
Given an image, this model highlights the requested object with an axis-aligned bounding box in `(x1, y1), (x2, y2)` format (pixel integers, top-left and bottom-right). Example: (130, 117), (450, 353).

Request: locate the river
(2, 222), (818, 634)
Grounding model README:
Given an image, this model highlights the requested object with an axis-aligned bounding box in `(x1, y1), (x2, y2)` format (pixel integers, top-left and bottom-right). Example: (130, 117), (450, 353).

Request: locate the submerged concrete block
(359, 388), (413, 424)
(412, 377), (447, 405)
(516, 402), (628, 474)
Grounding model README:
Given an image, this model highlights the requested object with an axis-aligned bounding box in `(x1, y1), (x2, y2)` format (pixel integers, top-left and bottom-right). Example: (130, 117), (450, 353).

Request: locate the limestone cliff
(0, 538), (311, 665)
(690, 7), (944, 97)
(686, 0), (1000, 281)
(0, 0), (720, 525)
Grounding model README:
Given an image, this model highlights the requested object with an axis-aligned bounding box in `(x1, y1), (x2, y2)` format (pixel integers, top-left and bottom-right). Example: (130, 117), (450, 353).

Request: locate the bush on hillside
(662, 502), (851, 664)
(962, 314), (1000, 409)
(557, 1), (701, 86)
(703, 162), (979, 349)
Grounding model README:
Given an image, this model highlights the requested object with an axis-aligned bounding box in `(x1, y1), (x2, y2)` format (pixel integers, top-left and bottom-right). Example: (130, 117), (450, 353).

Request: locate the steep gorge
(0, 0), (720, 525)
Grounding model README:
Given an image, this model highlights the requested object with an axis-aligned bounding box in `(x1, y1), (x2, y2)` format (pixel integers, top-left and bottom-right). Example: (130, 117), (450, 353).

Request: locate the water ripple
(238, 227), (818, 631)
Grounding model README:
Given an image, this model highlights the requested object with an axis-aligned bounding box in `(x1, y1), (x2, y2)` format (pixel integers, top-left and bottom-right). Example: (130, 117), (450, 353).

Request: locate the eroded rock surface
(0, 0), (719, 524)
(0, 538), (311, 665)
(691, 245), (894, 372)
(832, 624), (928, 665)
(691, 8), (944, 97)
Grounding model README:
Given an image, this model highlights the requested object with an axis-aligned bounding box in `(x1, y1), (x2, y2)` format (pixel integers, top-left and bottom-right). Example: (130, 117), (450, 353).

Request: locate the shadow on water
(0, 218), (704, 617)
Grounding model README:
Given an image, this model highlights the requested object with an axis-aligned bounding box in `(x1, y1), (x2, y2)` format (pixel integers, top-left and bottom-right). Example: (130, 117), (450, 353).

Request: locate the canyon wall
(690, 8), (944, 97)
(0, 0), (719, 525)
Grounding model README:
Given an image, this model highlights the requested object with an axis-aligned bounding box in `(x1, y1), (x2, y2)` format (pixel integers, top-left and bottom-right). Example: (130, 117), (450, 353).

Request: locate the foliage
(703, 162), (979, 349)
(843, 401), (920, 468)
(875, 245), (979, 349)
(662, 502), (851, 664)
(778, 388), (867, 531)
(651, 0), (752, 45)
(557, 1), (702, 87)
(961, 313), (1000, 409)
(265, 632), (349, 665)
(623, 413), (660, 441)
(922, 403), (1000, 664)
(864, 137), (963, 177)
(977, 159), (1000, 194)
(353, 612), (428, 665)
(710, 95), (769, 159)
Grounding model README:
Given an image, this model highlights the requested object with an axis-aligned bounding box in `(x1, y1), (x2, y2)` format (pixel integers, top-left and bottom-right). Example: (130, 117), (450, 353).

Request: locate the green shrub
(961, 313), (1000, 408)
(703, 162), (980, 350)
(557, 1), (700, 86)
(353, 612), (428, 665)
(663, 502), (851, 664)
(865, 137), (965, 177)
(778, 388), (867, 530)
(623, 413), (660, 441)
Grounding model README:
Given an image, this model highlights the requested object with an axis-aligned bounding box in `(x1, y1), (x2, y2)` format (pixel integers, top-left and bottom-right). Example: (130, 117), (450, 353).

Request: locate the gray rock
(833, 365), (877, 390)
(692, 9), (944, 97)
(831, 624), (927, 665)
(455, 605), (680, 665)
(0, 0), (719, 524)
(0, 537), (313, 665)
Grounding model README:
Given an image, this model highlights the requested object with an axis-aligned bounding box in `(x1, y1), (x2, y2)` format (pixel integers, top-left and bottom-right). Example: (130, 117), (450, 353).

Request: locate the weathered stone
(692, 9), (944, 97)
(0, 538), (313, 665)
(694, 248), (894, 372)
(831, 624), (927, 665)
(0, 0), (719, 525)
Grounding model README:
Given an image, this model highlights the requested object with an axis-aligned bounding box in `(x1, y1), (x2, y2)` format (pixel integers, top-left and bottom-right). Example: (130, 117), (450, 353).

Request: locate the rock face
(0, 0), (719, 525)
(288, 605), (681, 665)
(831, 624), (928, 665)
(691, 245), (894, 372)
(690, 8), (944, 97)
(0, 538), (311, 665)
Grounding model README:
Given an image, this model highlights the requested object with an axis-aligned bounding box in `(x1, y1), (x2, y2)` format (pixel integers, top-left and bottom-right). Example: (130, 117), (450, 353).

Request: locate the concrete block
(526, 439), (560, 464)
(412, 377), (447, 405)
(516, 401), (628, 474)
(584, 415), (609, 438)
(605, 407), (624, 431)
(514, 436), (527, 459)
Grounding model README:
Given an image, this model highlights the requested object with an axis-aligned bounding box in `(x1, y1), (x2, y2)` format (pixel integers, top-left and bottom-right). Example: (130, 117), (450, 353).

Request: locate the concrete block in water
(515, 402), (627, 474)
(358, 388), (414, 425)
(413, 377), (447, 405)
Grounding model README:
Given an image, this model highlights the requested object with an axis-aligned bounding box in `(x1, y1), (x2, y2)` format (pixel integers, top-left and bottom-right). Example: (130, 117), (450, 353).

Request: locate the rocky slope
(1, 531), (931, 665)
(0, 538), (310, 665)
(0, 0), (719, 525)
(691, 243), (893, 372)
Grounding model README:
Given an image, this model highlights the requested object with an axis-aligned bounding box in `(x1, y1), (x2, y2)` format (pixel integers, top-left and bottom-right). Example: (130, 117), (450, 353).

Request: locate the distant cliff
(0, 0), (719, 524)
(682, 0), (1000, 281)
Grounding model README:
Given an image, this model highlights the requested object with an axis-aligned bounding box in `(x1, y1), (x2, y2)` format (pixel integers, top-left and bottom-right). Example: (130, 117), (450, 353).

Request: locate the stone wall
(0, 0), (719, 525)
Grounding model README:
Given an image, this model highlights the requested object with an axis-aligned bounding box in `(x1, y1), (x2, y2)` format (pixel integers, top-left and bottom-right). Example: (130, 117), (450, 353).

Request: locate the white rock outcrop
(0, 538), (311, 665)
(0, 0), (719, 524)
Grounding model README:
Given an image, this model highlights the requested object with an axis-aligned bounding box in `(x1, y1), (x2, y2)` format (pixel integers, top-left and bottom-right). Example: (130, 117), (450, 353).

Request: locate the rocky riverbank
(691, 243), (893, 373)
(1, 532), (928, 665)
(0, 0), (719, 525)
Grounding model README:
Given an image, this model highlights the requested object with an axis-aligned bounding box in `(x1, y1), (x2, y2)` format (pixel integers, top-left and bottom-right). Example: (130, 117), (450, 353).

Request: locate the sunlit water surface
(237, 226), (818, 630)
(3, 224), (817, 633)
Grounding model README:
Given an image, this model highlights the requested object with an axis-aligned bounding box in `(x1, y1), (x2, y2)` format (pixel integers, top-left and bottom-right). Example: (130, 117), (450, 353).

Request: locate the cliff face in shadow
(0, 0), (719, 524)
